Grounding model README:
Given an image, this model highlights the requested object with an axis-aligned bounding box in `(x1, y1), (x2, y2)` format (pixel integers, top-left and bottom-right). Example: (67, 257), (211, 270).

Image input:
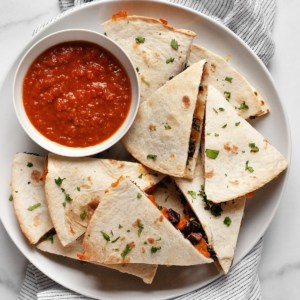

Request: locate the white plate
(0, 0), (291, 299)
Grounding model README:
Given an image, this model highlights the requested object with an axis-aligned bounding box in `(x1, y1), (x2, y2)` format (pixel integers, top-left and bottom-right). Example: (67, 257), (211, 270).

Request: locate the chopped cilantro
(170, 39), (179, 50)
(215, 133), (219, 137)
(225, 76), (233, 83)
(121, 244), (131, 258)
(219, 107), (225, 112)
(213, 108), (218, 114)
(27, 162), (33, 167)
(238, 101), (249, 110)
(147, 154), (157, 160)
(54, 177), (65, 186)
(9, 194), (13, 201)
(137, 221), (144, 237)
(101, 231), (110, 241)
(224, 216), (232, 227)
(104, 32), (107, 36)
(80, 209), (87, 221)
(235, 122), (241, 126)
(245, 160), (254, 173)
(138, 174), (143, 179)
(164, 123), (172, 129)
(62, 202), (66, 208)
(136, 67), (139, 73)
(222, 124), (227, 128)
(65, 193), (72, 202)
(249, 143), (259, 152)
(111, 236), (120, 243)
(224, 91), (231, 100)
(188, 190), (197, 199)
(166, 57), (175, 64)
(76, 187), (80, 191)
(144, 241), (147, 245)
(141, 76), (150, 86)
(44, 232), (54, 243)
(27, 203), (41, 211)
(151, 246), (161, 254)
(137, 193), (142, 199)
(118, 224), (123, 229)
(205, 149), (220, 159)
(135, 36), (145, 43)
(199, 185), (223, 217)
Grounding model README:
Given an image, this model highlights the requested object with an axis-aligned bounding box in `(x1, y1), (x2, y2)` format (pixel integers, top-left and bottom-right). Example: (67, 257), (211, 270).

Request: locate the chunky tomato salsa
(23, 41), (131, 147)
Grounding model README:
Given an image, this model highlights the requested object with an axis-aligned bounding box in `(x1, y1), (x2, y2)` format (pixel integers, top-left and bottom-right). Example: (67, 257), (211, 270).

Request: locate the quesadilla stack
(122, 60), (207, 178)
(175, 158), (245, 273)
(103, 13), (196, 102)
(189, 44), (269, 119)
(11, 153), (53, 244)
(37, 235), (157, 284)
(204, 86), (288, 203)
(45, 153), (164, 246)
(83, 177), (213, 266)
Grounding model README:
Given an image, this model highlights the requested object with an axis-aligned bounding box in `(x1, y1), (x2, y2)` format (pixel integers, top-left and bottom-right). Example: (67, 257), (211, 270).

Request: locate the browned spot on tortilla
(245, 191), (255, 198)
(229, 180), (239, 185)
(33, 215), (40, 227)
(143, 55), (150, 65)
(111, 176), (123, 187)
(109, 159), (117, 165)
(120, 236), (125, 241)
(210, 63), (216, 72)
(118, 162), (125, 168)
(154, 52), (160, 59)
(147, 237), (155, 244)
(254, 91), (258, 96)
(149, 124), (156, 131)
(31, 170), (41, 182)
(88, 196), (100, 211)
(202, 63), (209, 81)
(132, 218), (141, 228)
(104, 188), (109, 194)
(170, 153), (175, 158)
(87, 176), (92, 182)
(77, 251), (90, 260)
(141, 247), (146, 253)
(205, 170), (214, 178)
(261, 100), (265, 105)
(224, 143), (239, 154)
(107, 256), (123, 264)
(159, 18), (168, 25)
(81, 184), (91, 189)
(159, 215), (164, 222)
(182, 96), (190, 108)
(69, 225), (75, 235)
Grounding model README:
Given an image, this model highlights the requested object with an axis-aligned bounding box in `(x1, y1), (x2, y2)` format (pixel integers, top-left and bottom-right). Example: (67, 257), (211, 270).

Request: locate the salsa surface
(23, 41), (131, 147)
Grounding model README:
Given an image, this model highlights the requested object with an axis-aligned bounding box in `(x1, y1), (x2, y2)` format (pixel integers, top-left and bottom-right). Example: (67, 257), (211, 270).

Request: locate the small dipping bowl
(13, 29), (140, 157)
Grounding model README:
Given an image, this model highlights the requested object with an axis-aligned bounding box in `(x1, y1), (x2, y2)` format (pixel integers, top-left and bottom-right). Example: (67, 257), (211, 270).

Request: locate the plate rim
(0, 0), (291, 299)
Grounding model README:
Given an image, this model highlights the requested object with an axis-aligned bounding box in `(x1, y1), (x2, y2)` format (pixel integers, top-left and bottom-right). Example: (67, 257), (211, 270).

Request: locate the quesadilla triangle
(204, 86), (288, 203)
(37, 234), (157, 284)
(175, 157), (245, 274)
(45, 153), (164, 247)
(189, 44), (269, 119)
(83, 177), (213, 266)
(102, 12), (196, 102)
(122, 60), (207, 178)
(11, 153), (53, 244)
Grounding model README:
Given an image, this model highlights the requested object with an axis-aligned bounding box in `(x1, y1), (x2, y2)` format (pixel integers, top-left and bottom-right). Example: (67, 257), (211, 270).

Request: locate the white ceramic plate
(0, 1), (290, 299)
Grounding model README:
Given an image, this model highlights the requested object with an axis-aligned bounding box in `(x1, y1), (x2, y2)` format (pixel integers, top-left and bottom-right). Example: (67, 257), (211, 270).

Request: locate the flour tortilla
(175, 157), (245, 273)
(122, 60), (206, 178)
(83, 178), (212, 266)
(45, 153), (164, 246)
(37, 235), (157, 284)
(189, 44), (269, 119)
(11, 153), (53, 244)
(204, 86), (288, 203)
(103, 15), (195, 102)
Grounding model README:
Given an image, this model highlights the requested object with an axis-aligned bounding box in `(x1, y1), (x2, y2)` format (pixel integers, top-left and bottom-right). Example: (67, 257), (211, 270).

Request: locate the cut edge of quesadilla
(83, 177), (213, 266)
(188, 44), (269, 119)
(11, 153), (53, 245)
(204, 85), (288, 203)
(37, 234), (158, 284)
(122, 60), (207, 178)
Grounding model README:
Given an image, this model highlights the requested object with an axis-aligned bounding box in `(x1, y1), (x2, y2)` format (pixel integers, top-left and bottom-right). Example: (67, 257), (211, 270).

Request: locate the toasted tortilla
(37, 235), (157, 284)
(103, 15), (195, 102)
(45, 153), (164, 246)
(204, 86), (288, 203)
(83, 177), (212, 266)
(175, 157), (245, 273)
(189, 44), (269, 119)
(122, 60), (206, 178)
(11, 153), (53, 244)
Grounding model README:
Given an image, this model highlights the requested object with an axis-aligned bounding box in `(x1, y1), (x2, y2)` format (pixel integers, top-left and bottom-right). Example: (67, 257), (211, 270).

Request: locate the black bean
(188, 140), (196, 157)
(168, 209), (180, 226)
(191, 220), (202, 232)
(183, 221), (192, 235)
(187, 232), (202, 245)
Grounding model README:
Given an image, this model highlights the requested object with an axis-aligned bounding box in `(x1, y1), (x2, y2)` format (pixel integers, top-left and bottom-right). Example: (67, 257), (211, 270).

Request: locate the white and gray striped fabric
(20, 0), (276, 299)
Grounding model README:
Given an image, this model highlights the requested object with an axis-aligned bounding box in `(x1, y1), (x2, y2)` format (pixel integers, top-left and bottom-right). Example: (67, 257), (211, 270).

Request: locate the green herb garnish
(222, 124), (227, 128)
(65, 193), (72, 202)
(205, 149), (220, 159)
(55, 177), (65, 186)
(170, 39), (179, 50)
(27, 203), (41, 211)
(219, 107), (225, 112)
(224, 216), (232, 227)
(135, 36), (145, 43)
(138, 174), (143, 179)
(137, 221), (144, 237)
(80, 209), (87, 221)
(121, 244), (131, 258)
(9, 195), (13, 202)
(188, 190), (197, 199)
(136, 67), (139, 73)
(249, 143), (259, 152)
(27, 162), (33, 167)
(151, 246), (161, 254)
(215, 133), (219, 137)
(76, 187), (81, 191)
(238, 101), (249, 110)
(111, 236), (120, 243)
(118, 224), (123, 229)
(141, 76), (150, 86)
(137, 193), (142, 199)
(199, 185), (223, 217)
(224, 91), (231, 100)
(245, 160), (254, 173)
(147, 154), (157, 160)
(101, 231), (110, 241)
(166, 57), (175, 64)
(235, 122), (240, 126)
(164, 123), (172, 129)
(44, 232), (54, 243)
(225, 76), (233, 83)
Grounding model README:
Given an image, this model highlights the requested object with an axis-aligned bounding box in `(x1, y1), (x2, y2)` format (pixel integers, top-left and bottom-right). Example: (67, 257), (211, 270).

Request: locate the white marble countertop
(0, 0), (299, 299)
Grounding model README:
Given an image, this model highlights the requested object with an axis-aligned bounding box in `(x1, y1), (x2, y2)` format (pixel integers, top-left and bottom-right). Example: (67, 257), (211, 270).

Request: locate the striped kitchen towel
(20, 0), (276, 299)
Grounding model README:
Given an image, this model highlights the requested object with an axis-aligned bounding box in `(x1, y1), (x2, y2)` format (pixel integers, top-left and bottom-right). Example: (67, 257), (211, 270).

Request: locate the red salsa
(23, 41), (132, 147)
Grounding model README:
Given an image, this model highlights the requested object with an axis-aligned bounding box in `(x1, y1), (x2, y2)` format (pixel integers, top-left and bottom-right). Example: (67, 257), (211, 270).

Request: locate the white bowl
(13, 29), (140, 157)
